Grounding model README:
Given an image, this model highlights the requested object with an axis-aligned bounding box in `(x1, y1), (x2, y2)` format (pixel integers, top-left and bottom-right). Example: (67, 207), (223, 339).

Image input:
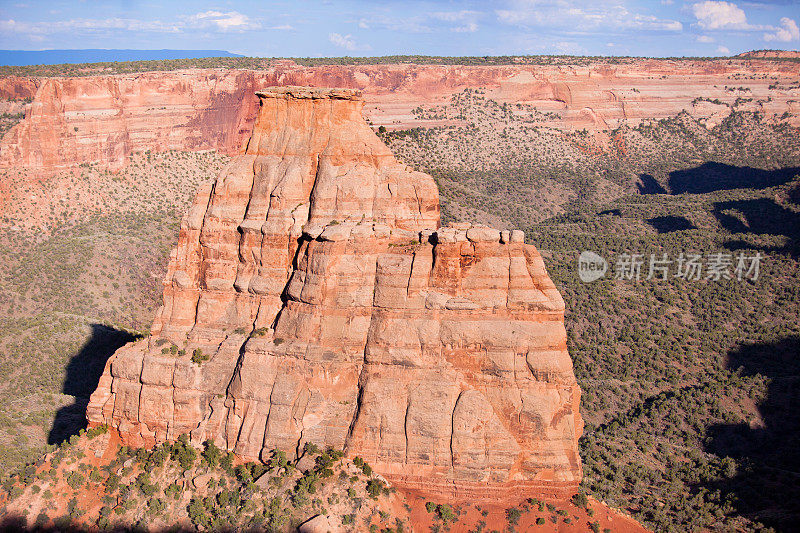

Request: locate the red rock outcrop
(86, 86), (583, 498)
(0, 71), (260, 170)
(737, 49), (800, 59)
(3, 57), (800, 171)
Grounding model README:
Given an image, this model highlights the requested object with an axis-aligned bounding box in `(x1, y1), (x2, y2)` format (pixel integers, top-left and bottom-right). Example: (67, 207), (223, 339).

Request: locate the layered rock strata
(3, 57), (800, 171)
(87, 86), (583, 497)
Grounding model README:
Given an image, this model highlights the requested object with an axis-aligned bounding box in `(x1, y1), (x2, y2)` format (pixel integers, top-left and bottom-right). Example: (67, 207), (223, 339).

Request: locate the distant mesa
(0, 49), (243, 66)
(4, 57), (800, 173)
(736, 49), (800, 60)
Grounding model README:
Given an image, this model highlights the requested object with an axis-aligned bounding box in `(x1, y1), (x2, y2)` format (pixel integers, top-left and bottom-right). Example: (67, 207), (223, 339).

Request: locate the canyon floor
(0, 57), (798, 532)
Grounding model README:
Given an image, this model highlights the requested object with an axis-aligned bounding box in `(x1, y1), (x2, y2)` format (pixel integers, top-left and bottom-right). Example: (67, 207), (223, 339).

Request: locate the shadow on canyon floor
(647, 215), (695, 234)
(635, 173), (668, 195)
(713, 197), (800, 257)
(47, 324), (137, 445)
(0, 516), (204, 532)
(668, 163), (800, 195)
(705, 335), (800, 530)
(637, 163), (800, 195)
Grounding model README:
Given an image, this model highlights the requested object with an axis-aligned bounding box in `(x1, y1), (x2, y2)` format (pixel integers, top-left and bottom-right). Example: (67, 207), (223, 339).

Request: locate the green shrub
(65, 471), (84, 490)
(187, 497), (211, 529)
(191, 348), (209, 364)
(201, 440), (222, 467)
(165, 482), (182, 499)
(234, 464), (252, 483)
(104, 472), (119, 491)
(220, 451), (235, 475)
(135, 472), (157, 496)
(366, 478), (387, 499)
(436, 504), (456, 524)
(571, 491), (589, 508)
(148, 497), (166, 516)
(170, 434), (196, 470)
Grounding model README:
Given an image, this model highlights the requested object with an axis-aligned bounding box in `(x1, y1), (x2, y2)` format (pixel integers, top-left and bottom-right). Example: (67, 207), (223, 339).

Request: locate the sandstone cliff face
(86, 86), (583, 498)
(0, 71), (260, 170)
(3, 58), (800, 171)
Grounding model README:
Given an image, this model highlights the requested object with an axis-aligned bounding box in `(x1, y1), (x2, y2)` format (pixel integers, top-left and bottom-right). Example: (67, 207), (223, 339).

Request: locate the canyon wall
(86, 87), (583, 499)
(2, 58), (800, 170)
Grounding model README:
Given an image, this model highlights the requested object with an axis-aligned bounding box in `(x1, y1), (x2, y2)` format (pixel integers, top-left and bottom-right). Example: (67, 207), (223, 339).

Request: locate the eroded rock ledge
(87, 86), (583, 499)
(255, 86), (363, 100)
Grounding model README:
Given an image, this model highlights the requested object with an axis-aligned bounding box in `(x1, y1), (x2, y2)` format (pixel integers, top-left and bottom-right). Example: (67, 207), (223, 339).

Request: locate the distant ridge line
(0, 49), (243, 66)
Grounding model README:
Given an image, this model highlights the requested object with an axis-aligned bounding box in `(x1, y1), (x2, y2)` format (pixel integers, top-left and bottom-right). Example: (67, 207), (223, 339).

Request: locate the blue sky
(1, 1), (799, 57)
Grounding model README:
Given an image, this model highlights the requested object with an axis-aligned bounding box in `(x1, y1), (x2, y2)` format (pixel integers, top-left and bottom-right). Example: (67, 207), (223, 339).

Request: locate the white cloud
(356, 10), (480, 34)
(697, 35), (715, 42)
(357, 14), (432, 33)
(186, 11), (260, 32)
(496, 1), (682, 32)
(0, 10), (264, 38)
(269, 24), (294, 31)
(328, 32), (370, 51)
(0, 17), (182, 35)
(764, 17), (799, 42)
(431, 11), (480, 33)
(429, 10), (478, 23)
(553, 41), (586, 54)
(692, 1), (750, 30)
(634, 14), (682, 31)
(717, 45), (731, 54)
(451, 22), (478, 33)
(691, 1), (797, 43)
(329, 32), (356, 50)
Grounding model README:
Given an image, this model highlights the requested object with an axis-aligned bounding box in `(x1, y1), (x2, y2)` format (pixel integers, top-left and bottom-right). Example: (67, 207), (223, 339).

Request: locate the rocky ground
(0, 427), (647, 532)
(0, 427), (410, 531)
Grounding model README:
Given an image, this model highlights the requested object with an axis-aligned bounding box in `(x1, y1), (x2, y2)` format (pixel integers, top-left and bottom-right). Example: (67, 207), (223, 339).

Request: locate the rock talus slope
(86, 86), (583, 498)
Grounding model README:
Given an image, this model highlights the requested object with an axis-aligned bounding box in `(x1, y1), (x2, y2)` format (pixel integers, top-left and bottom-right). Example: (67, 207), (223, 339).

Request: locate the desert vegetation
(0, 61), (798, 531)
(0, 150), (227, 474)
(0, 427), (409, 531)
(3, 53), (797, 78)
(386, 92), (800, 531)
(536, 180), (799, 532)
(384, 88), (800, 229)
